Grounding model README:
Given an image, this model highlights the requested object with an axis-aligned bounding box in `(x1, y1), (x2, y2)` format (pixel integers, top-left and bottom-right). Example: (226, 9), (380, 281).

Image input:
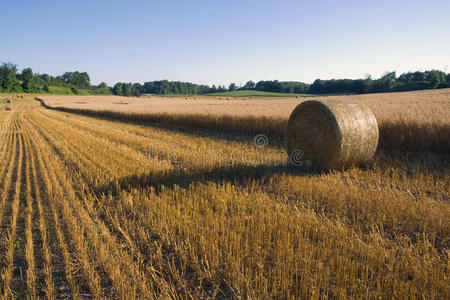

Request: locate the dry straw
(285, 99), (379, 170)
(5, 98), (12, 110)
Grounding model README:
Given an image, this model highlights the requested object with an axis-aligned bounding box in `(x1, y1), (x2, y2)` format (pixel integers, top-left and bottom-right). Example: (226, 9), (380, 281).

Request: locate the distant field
(39, 89), (450, 152)
(40, 88), (450, 125)
(205, 89), (317, 97)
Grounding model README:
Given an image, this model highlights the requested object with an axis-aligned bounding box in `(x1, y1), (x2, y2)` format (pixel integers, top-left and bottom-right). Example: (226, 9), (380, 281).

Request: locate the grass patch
(46, 86), (90, 95)
(1, 86), (92, 95)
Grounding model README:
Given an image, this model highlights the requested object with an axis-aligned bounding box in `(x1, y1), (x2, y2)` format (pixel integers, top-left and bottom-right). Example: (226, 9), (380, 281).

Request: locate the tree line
(111, 80), (228, 96)
(111, 70), (450, 96)
(243, 70), (450, 94)
(0, 63), (110, 95)
(1, 62), (450, 96)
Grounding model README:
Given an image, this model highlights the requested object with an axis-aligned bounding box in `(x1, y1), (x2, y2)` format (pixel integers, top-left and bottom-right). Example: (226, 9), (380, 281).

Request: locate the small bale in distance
(285, 99), (379, 170)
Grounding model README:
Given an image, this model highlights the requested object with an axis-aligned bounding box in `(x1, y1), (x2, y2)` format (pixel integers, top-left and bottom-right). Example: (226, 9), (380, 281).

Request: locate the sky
(1, 0), (449, 86)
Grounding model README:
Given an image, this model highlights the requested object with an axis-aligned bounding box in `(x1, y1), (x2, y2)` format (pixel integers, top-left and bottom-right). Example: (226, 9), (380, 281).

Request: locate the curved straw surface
(285, 99), (379, 170)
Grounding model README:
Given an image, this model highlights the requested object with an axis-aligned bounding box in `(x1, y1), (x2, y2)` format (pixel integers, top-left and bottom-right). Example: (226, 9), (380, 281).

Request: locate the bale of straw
(285, 99), (379, 170)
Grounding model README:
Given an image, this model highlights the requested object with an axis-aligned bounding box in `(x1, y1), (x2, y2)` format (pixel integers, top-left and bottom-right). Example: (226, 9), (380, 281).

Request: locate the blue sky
(1, 0), (449, 86)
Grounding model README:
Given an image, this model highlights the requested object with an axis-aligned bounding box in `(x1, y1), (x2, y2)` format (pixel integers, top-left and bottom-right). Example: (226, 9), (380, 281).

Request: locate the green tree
(427, 70), (446, 89)
(160, 80), (171, 94)
(43, 83), (50, 92)
(122, 83), (132, 96)
(132, 83), (142, 96)
(113, 82), (123, 95)
(243, 81), (255, 89)
(62, 71), (91, 89)
(228, 83), (236, 91)
(97, 82), (110, 94)
(373, 71), (396, 92)
(42, 73), (50, 84)
(21, 68), (38, 92)
(0, 63), (21, 92)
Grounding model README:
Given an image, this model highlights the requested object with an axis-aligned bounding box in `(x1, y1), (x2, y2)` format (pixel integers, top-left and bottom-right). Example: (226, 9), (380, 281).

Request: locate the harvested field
(40, 89), (450, 152)
(40, 88), (450, 123)
(0, 93), (448, 298)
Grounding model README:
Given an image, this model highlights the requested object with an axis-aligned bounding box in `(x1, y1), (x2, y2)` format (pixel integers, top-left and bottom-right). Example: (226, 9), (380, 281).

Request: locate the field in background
(205, 89), (317, 97)
(0, 93), (448, 298)
(41, 88), (450, 123)
(40, 88), (450, 152)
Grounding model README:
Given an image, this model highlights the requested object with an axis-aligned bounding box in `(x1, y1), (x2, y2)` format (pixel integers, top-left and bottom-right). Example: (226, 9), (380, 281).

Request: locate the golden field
(41, 88), (450, 123)
(40, 89), (450, 152)
(0, 91), (448, 299)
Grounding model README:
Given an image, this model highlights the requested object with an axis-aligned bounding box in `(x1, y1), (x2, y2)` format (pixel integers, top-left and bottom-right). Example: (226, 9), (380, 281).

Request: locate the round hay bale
(285, 99), (379, 170)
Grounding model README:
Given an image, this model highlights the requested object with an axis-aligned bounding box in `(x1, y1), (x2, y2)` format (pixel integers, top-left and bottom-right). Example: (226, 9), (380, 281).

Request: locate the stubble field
(41, 89), (450, 121)
(0, 90), (448, 299)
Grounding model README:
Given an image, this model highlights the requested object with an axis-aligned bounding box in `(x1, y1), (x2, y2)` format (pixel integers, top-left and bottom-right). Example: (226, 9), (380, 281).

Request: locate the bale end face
(285, 99), (379, 170)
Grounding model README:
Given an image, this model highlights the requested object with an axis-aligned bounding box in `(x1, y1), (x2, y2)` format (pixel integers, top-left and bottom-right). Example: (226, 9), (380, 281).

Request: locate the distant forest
(1, 62), (449, 96)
